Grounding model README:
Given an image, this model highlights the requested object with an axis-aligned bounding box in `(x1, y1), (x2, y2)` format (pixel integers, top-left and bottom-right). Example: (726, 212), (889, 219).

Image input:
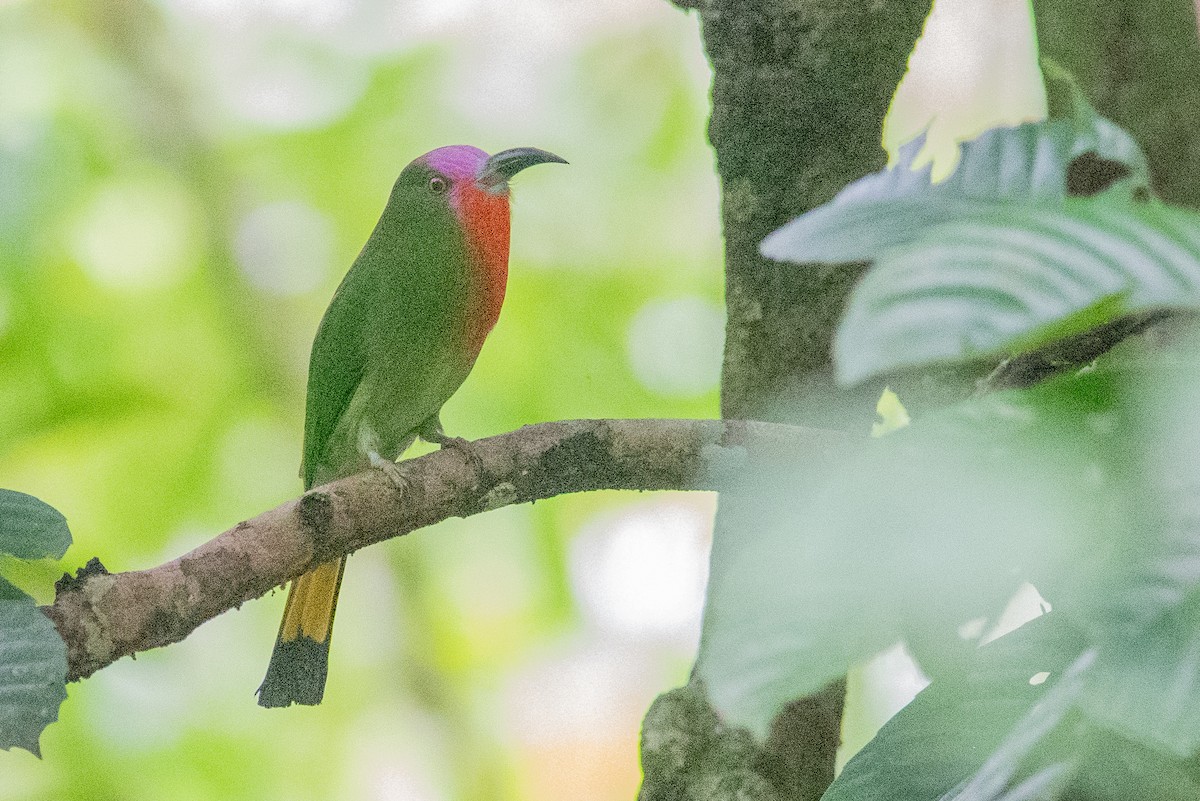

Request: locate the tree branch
(43, 417), (850, 682)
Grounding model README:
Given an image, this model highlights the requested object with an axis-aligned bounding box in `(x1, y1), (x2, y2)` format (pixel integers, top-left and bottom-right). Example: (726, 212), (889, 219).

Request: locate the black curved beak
(478, 147), (568, 192)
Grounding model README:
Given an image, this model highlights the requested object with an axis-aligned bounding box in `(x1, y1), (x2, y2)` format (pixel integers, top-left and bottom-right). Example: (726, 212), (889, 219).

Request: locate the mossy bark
(693, 0), (933, 424)
(641, 3), (932, 800)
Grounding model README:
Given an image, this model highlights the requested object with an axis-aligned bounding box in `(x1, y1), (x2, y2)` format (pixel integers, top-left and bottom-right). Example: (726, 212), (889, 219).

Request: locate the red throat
(454, 184), (511, 355)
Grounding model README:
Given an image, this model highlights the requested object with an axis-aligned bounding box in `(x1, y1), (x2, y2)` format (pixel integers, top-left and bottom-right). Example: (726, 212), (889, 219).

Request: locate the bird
(257, 145), (566, 707)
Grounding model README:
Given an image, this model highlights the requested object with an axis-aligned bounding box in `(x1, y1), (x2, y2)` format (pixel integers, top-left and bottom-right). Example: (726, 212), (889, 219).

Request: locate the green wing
(300, 268), (368, 490)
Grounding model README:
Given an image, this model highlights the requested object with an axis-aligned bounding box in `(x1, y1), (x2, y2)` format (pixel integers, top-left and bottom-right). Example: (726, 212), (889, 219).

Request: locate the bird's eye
(428, 176), (447, 193)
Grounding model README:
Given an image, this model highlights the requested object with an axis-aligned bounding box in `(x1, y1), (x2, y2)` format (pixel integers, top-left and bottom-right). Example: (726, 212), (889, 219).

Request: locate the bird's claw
(369, 451), (411, 495)
(417, 420), (484, 483)
(437, 436), (485, 480)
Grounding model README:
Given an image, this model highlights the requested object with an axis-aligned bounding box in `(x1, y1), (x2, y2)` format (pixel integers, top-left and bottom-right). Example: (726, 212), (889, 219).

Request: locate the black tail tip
(257, 636), (330, 708)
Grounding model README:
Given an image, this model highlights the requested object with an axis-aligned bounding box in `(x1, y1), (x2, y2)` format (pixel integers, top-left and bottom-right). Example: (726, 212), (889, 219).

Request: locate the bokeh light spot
(210, 43), (369, 129)
(235, 200), (334, 295)
(569, 498), (712, 644)
(0, 36), (58, 125)
(69, 176), (198, 291)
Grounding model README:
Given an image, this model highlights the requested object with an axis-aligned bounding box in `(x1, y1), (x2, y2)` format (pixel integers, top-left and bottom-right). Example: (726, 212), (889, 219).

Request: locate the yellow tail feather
(257, 557), (345, 707)
(281, 559), (343, 643)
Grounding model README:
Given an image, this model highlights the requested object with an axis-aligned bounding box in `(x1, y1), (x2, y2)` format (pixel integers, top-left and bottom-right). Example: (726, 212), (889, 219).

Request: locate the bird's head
(399, 145), (566, 209)
(367, 145), (564, 352)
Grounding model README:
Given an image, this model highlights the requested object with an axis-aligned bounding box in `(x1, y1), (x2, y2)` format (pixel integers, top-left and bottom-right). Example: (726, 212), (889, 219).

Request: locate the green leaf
(759, 111), (1161, 385)
(0, 578), (67, 756)
(825, 615), (1087, 801)
(1049, 354), (1200, 759)
(0, 489), (71, 561)
(976, 766), (1073, 801)
(1064, 350), (1200, 755)
(1079, 593), (1200, 758)
(1041, 57), (1151, 197)
(823, 608), (1200, 801)
(1064, 728), (1200, 801)
(936, 651), (1091, 801)
(831, 200), (1200, 384)
(760, 121), (1079, 264)
(760, 99), (1149, 268)
(697, 366), (1200, 740)
(697, 383), (1110, 737)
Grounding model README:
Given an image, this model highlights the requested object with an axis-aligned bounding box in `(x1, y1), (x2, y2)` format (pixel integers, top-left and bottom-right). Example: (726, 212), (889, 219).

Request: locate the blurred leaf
(701, 342), (1200, 790)
(761, 108), (1148, 267)
(697, 378), (1114, 736)
(824, 605), (1200, 801)
(1069, 343), (1200, 756)
(1080, 593), (1200, 757)
(0, 578), (67, 757)
(699, 364), (1200, 739)
(760, 121), (1078, 264)
(830, 200), (1200, 384)
(0, 489), (71, 560)
(1064, 727), (1200, 801)
(935, 651), (1091, 801)
(977, 766), (1073, 801)
(826, 614), (1087, 801)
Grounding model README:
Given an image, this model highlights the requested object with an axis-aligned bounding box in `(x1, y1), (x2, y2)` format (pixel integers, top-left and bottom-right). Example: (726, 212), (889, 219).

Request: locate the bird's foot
(368, 451), (411, 495)
(424, 432), (485, 480)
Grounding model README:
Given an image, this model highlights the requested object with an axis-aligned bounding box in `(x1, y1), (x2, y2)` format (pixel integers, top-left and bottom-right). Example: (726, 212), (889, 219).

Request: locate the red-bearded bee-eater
(257, 145), (566, 707)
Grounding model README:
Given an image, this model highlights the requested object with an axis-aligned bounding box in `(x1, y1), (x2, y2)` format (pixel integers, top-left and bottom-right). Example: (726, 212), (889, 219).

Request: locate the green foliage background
(0, 1), (722, 798)
(0, 0), (1057, 796)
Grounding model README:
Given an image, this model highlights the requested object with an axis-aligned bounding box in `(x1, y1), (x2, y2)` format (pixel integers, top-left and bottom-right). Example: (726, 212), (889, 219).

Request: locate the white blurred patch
(69, 176), (198, 290)
(885, 0), (1046, 179)
(502, 631), (661, 800)
(209, 44), (370, 130)
(167, 0), (352, 28)
(504, 635), (658, 742)
(626, 296), (723, 398)
(162, 0), (372, 128)
(331, 548), (405, 673)
(370, 768), (441, 801)
(235, 200), (334, 295)
(0, 37), (58, 127)
(983, 582), (1051, 644)
(1029, 671), (1050, 686)
(957, 616), (987, 640)
(164, 0), (469, 51)
(344, 706), (449, 801)
(440, 0), (671, 130)
(569, 497), (713, 645)
(837, 643), (931, 771)
(85, 656), (190, 754)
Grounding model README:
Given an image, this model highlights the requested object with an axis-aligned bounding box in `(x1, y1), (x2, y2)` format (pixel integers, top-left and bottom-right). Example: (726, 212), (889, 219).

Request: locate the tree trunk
(640, 2), (932, 800)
